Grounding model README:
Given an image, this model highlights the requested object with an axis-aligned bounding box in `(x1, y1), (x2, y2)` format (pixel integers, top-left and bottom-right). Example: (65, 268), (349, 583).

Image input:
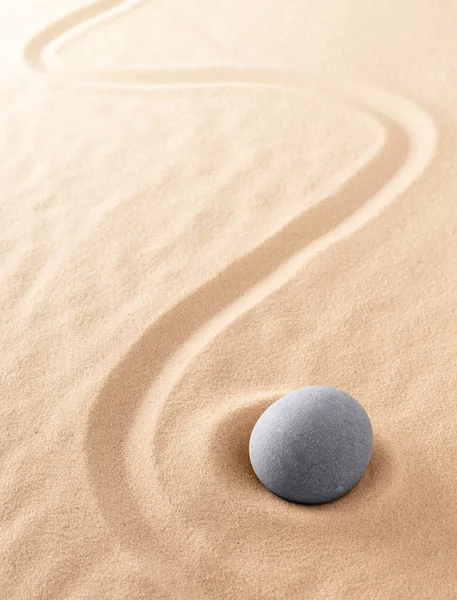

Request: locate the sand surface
(1, 1), (456, 598)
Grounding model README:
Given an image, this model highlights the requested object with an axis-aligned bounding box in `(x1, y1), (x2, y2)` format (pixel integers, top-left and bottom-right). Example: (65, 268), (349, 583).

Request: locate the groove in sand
(24, 0), (438, 572)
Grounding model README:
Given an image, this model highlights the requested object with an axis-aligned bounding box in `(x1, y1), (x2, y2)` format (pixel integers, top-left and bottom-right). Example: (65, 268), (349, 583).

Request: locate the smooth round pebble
(249, 386), (373, 504)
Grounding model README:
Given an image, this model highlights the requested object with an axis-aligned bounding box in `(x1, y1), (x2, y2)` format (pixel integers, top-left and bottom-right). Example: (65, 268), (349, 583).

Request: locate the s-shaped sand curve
(24, 0), (438, 589)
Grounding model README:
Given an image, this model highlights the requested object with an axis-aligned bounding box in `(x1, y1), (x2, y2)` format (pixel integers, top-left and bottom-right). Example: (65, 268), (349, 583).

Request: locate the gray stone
(249, 386), (373, 504)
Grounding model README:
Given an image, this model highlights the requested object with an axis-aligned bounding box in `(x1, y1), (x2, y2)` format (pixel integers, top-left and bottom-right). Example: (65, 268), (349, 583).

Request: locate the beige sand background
(1, 1), (456, 598)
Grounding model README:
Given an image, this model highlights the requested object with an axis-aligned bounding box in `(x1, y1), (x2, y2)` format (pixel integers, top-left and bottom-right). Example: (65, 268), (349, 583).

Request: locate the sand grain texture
(1, 1), (456, 598)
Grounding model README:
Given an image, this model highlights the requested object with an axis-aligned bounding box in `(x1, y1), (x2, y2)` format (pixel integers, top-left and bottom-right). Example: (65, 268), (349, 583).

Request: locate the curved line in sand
(24, 0), (438, 562)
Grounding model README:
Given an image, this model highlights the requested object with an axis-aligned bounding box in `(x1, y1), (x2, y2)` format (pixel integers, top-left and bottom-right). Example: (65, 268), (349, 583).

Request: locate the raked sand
(1, 1), (456, 598)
